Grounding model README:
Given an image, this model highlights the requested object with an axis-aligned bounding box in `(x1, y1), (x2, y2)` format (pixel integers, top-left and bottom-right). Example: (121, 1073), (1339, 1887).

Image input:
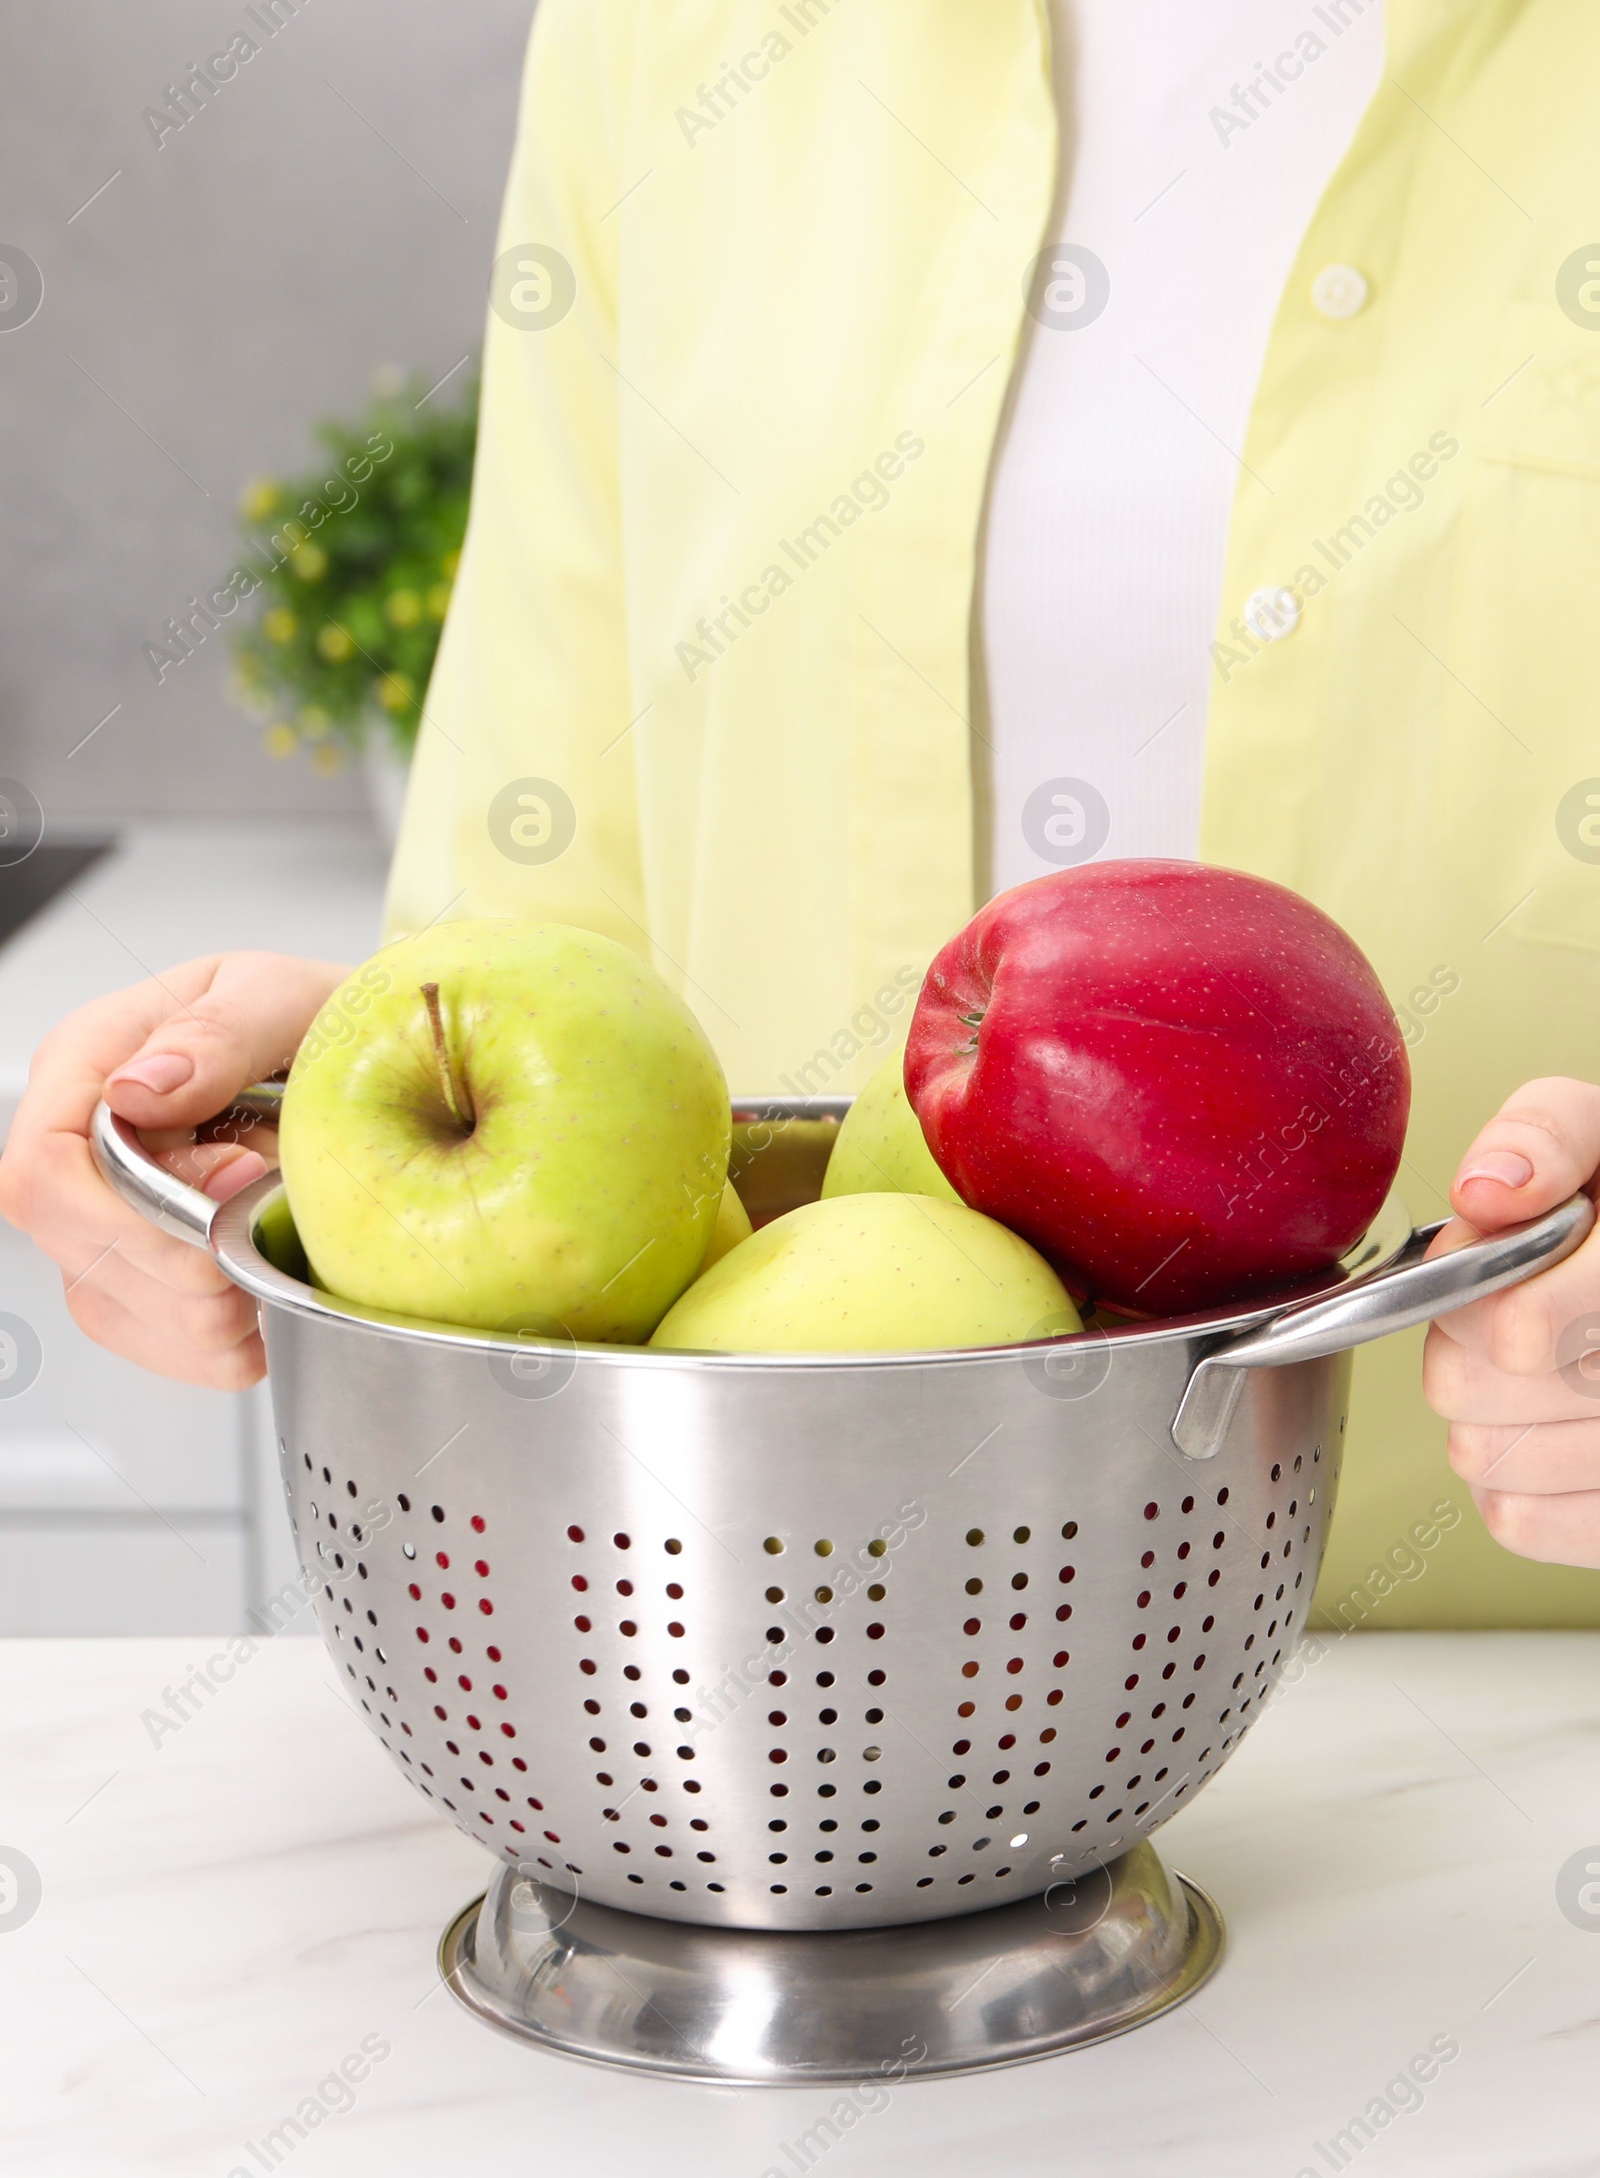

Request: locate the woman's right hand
(0, 952), (349, 1389)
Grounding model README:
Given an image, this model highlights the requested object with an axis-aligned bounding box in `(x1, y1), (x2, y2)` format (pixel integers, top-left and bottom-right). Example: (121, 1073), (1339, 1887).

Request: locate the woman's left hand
(1422, 1077), (1600, 1568)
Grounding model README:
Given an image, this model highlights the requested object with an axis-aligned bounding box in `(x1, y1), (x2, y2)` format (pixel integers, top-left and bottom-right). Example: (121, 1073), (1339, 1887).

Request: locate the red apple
(904, 862), (1409, 1317)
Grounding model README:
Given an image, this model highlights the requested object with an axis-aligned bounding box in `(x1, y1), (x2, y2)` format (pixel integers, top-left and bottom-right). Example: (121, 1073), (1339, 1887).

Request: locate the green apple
(700, 1182), (752, 1270)
(822, 1049), (960, 1203)
(279, 918), (729, 1340)
(650, 1192), (1080, 1353)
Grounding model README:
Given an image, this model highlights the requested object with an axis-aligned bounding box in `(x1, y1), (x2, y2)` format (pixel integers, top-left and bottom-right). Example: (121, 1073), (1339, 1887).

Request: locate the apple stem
(421, 982), (474, 1132)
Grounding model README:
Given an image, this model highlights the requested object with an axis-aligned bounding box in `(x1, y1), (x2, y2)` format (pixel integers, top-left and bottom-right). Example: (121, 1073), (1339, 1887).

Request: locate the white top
(982, 0), (1384, 895)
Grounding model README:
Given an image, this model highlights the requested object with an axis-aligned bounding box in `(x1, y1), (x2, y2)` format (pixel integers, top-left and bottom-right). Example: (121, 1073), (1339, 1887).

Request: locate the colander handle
(1171, 1190), (1596, 1460)
(89, 1084), (285, 1250)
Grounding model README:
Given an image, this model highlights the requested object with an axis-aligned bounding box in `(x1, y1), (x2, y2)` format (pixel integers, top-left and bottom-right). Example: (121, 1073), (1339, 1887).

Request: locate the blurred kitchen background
(0, 0), (535, 1632)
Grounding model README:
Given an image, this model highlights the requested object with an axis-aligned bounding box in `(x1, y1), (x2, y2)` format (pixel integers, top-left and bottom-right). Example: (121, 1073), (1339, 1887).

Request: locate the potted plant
(227, 366), (478, 843)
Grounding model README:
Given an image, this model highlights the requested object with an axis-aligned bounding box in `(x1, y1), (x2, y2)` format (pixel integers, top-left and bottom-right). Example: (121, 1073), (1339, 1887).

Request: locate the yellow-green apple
(700, 1182), (752, 1269)
(279, 918), (729, 1339)
(650, 1192), (1080, 1353)
(905, 862), (1409, 1316)
(821, 1049), (959, 1203)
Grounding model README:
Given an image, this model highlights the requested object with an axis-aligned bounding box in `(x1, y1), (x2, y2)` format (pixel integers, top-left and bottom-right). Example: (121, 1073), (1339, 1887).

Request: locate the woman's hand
(0, 953), (348, 1389)
(1423, 1077), (1600, 1568)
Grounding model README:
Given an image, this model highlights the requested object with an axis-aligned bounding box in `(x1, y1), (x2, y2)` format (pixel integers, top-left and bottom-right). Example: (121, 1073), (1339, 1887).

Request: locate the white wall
(0, 0), (534, 828)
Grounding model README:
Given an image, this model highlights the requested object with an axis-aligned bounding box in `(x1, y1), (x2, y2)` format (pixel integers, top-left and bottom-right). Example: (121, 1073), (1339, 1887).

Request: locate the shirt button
(1311, 263), (1369, 319)
(1245, 587), (1300, 643)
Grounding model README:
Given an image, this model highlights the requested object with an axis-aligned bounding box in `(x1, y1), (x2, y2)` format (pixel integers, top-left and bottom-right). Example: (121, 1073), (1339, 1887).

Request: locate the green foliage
(227, 367), (478, 768)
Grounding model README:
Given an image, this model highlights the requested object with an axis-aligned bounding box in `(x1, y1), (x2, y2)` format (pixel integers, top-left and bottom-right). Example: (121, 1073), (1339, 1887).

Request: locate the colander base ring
(436, 1842), (1223, 2083)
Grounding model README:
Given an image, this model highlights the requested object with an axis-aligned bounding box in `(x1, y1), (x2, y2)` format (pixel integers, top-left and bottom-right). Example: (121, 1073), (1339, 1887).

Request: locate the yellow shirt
(387, 0), (1600, 1626)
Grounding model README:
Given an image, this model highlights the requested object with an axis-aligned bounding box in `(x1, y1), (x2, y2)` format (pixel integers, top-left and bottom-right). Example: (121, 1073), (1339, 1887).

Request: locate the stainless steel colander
(92, 1091), (1590, 2076)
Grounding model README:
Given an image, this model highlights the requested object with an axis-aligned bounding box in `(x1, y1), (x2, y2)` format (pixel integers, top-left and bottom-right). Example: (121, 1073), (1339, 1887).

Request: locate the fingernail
(108, 1054), (194, 1095)
(1459, 1151), (1534, 1190)
(204, 1151), (267, 1203)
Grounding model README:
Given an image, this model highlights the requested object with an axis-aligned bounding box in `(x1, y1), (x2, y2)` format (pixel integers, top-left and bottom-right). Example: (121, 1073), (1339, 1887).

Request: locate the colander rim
(211, 1177), (1415, 1373)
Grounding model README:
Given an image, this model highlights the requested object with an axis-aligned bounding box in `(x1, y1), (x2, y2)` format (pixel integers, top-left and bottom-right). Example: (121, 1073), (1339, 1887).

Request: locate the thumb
(1450, 1076), (1600, 1234)
(104, 951), (349, 1138)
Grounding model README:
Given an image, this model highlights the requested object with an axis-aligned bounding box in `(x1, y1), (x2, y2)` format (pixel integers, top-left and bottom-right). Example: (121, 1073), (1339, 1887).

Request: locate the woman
(5, 0), (1600, 1622)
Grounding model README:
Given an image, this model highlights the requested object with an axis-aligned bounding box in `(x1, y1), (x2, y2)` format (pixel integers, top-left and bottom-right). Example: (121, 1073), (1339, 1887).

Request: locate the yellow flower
(262, 607), (297, 645)
(280, 519), (308, 551)
(316, 622), (356, 662)
(425, 582), (452, 620)
(263, 722), (298, 759)
(377, 671), (414, 715)
(440, 549), (461, 579)
(310, 742), (344, 777)
(291, 543), (328, 581)
(298, 705), (332, 741)
(385, 588), (423, 629)
(240, 478), (280, 522)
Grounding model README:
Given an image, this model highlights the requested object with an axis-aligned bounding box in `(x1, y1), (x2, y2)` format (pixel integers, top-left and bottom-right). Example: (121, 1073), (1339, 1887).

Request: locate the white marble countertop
(5, 1629), (1599, 2176)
